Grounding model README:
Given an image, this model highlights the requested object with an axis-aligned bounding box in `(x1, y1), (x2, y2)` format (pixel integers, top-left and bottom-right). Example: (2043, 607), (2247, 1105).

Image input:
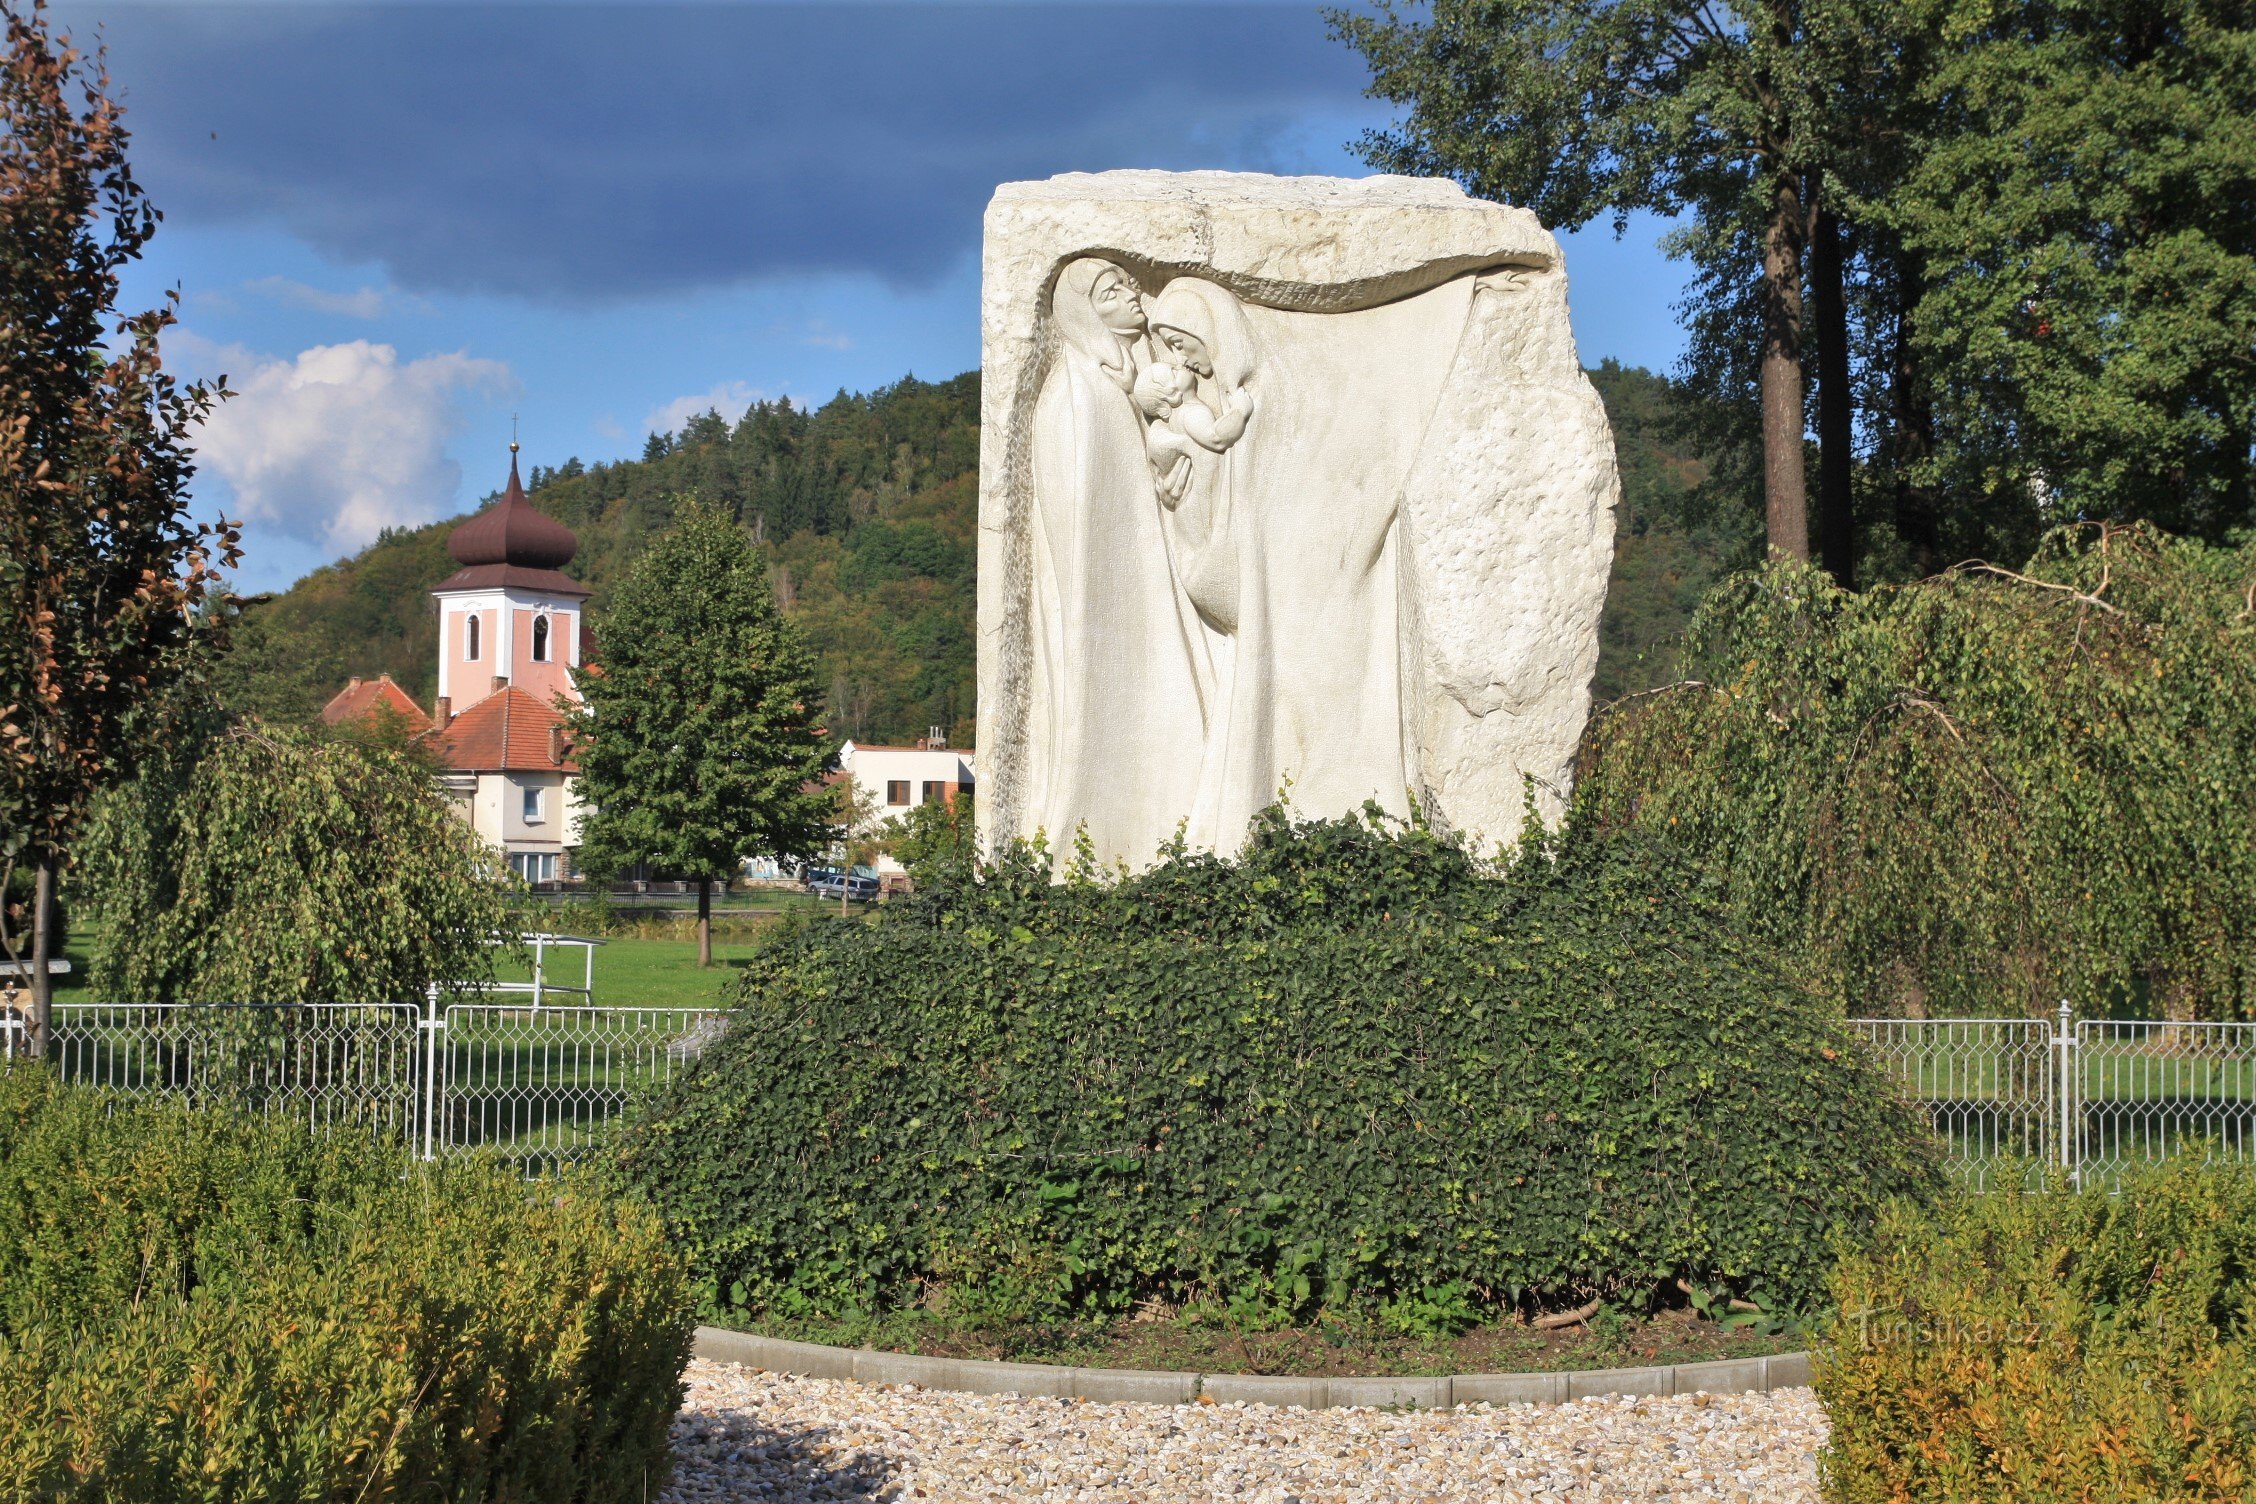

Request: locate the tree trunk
(1810, 186), (1855, 588)
(696, 876), (713, 969)
(1761, 170), (1811, 562)
(29, 855), (53, 1059)
(1889, 244), (1943, 576)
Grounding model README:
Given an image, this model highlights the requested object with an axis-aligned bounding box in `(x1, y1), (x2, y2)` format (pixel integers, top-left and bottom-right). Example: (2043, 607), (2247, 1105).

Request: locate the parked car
(801, 866), (880, 902)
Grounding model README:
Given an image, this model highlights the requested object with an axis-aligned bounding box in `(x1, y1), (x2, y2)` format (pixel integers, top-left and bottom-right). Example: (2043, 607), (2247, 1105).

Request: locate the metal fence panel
(440, 1004), (728, 1174)
(2075, 1021), (2256, 1191)
(1, 1003), (421, 1145)
(1847, 1018), (2058, 1190)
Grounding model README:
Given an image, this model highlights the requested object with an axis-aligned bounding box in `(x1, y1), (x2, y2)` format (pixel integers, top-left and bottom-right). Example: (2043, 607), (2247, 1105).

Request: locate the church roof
(319, 674), (433, 734)
(432, 447), (590, 598)
(434, 685), (579, 774)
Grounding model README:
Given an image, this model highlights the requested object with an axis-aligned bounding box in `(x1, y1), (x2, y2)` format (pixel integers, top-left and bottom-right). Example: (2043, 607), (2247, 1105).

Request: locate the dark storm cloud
(70, 3), (1381, 302)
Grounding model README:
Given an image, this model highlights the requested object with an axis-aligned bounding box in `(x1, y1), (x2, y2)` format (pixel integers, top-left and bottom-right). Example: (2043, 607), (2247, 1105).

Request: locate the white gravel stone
(663, 1359), (1826, 1503)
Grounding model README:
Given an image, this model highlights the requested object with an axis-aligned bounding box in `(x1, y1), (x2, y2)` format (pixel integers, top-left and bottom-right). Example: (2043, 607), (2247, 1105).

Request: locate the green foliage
(1891, 0), (2256, 541)
(606, 810), (1937, 1329)
(884, 789), (978, 888)
(1578, 524), (2256, 1020)
(0, 1068), (692, 1502)
(1816, 1160), (2256, 1503)
(1585, 360), (1764, 699)
(0, 4), (235, 1020)
(73, 719), (519, 1003)
(567, 496), (834, 883)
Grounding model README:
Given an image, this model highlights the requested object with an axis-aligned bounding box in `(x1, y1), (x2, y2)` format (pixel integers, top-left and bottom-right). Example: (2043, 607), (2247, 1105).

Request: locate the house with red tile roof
(321, 446), (588, 884)
(319, 674), (432, 735)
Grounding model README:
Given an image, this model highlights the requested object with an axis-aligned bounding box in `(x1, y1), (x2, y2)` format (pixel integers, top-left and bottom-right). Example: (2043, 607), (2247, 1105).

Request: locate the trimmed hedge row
(610, 811), (1940, 1327)
(0, 1069), (693, 1502)
(1817, 1159), (2256, 1503)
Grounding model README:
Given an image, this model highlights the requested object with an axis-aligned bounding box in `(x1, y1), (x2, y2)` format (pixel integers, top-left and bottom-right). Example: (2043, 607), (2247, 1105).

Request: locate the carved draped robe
(1026, 330), (1209, 864)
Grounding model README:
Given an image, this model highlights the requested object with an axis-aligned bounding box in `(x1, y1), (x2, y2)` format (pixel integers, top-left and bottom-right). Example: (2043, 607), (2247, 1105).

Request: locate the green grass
(483, 936), (767, 1010)
(34, 924), (852, 1012)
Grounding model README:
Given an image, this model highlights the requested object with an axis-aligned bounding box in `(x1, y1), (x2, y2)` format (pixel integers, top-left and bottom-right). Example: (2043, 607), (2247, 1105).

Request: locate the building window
(885, 780), (909, 806)
(465, 614), (481, 661)
(921, 780), (945, 805)
(531, 613), (551, 662)
(510, 851), (556, 883)
(522, 786), (544, 823)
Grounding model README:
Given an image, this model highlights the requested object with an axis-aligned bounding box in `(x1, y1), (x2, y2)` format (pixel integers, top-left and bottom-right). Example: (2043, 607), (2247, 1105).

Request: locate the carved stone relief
(978, 172), (1620, 870)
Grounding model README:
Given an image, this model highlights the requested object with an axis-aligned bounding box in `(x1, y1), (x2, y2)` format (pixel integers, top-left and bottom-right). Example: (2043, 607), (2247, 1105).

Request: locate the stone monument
(976, 171), (1618, 870)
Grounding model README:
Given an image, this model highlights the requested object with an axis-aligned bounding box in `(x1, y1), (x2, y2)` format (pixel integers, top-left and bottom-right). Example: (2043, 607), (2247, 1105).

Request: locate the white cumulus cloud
(192, 339), (514, 554)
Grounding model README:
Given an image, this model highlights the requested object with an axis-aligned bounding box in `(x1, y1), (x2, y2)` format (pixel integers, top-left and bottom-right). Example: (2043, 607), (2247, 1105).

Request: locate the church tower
(430, 443), (590, 718)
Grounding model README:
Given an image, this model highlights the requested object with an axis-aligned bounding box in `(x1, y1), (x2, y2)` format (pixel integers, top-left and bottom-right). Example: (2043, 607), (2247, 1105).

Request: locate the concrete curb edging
(691, 1326), (1814, 1411)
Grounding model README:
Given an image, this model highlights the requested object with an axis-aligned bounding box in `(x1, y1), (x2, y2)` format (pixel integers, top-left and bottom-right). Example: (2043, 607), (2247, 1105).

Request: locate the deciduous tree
(0, 1), (233, 1047)
(1889, 0), (2256, 546)
(75, 719), (516, 1004)
(566, 497), (834, 965)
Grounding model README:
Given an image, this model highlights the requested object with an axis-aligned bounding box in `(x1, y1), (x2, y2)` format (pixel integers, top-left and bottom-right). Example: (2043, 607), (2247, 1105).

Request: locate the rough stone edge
(691, 1326), (1813, 1411)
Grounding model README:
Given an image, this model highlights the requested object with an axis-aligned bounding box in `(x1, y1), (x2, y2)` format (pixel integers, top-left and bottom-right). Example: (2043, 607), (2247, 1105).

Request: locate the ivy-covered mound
(0, 1070), (692, 1501)
(609, 813), (1938, 1329)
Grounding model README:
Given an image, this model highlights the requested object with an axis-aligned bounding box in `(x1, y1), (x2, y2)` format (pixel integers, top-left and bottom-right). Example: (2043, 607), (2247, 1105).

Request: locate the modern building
(319, 445), (588, 883)
(838, 735), (975, 875)
(840, 736), (976, 819)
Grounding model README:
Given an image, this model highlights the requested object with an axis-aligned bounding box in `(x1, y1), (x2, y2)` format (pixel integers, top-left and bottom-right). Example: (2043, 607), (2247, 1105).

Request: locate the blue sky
(66, 1), (1690, 592)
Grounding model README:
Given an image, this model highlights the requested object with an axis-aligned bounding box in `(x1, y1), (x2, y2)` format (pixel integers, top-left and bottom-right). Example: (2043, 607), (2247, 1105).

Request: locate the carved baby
(1134, 285), (1254, 504)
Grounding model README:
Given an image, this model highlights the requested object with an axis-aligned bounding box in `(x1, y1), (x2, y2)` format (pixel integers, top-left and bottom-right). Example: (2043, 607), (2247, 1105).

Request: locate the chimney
(491, 674), (509, 695)
(347, 676), (363, 690)
(434, 695), (451, 729)
(548, 724), (566, 766)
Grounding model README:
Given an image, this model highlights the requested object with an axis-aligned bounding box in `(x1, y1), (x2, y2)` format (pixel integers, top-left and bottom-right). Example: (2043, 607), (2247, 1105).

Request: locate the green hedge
(1817, 1160), (2256, 1503)
(0, 1069), (693, 1502)
(610, 811), (1939, 1328)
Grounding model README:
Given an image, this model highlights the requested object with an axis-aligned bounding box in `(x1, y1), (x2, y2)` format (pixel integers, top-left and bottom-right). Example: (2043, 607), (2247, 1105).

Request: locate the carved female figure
(1024, 258), (1209, 861)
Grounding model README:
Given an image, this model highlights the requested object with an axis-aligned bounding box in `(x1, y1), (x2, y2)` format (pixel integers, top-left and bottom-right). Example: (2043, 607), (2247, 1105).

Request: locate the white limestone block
(977, 171), (1618, 869)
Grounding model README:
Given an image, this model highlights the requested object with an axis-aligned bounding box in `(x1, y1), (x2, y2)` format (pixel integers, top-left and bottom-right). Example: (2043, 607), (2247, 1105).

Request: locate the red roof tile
(434, 686), (579, 773)
(319, 675), (432, 734)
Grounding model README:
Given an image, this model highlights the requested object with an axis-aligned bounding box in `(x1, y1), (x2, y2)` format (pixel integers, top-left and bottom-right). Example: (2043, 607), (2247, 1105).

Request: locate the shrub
(1578, 524), (2256, 1020)
(607, 810), (1939, 1328)
(75, 720), (523, 1004)
(1817, 1160), (2256, 1503)
(0, 1068), (693, 1501)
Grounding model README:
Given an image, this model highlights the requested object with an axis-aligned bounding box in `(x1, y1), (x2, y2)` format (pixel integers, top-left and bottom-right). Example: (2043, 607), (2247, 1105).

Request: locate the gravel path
(662, 1359), (1827, 1503)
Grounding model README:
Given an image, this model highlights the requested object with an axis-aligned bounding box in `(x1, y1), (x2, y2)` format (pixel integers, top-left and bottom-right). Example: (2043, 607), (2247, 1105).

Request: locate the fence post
(421, 982), (441, 1162)
(2057, 998), (2079, 1188)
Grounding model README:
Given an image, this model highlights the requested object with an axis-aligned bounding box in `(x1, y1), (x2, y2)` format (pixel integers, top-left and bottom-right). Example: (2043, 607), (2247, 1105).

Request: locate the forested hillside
(216, 364), (1749, 743)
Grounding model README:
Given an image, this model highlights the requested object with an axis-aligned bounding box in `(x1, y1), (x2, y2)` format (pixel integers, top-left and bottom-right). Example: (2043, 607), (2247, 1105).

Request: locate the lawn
(483, 936), (770, 1010)
(29, 930), (821, 1011)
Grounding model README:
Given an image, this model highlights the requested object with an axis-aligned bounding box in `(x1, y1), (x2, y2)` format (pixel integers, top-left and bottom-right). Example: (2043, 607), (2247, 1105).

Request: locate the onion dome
(448, 445), (578, 570)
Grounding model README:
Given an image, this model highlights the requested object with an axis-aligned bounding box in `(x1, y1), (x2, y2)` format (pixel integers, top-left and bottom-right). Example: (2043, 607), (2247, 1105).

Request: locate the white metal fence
(0, 999), (726, 1175)
(5, 1001), (2251, 1188)
(1848, 1005), (2256, 1191)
